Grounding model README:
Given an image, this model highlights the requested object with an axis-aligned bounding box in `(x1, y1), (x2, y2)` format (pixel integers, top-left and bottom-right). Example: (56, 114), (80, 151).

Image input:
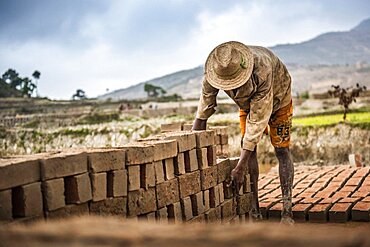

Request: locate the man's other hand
(192, 118), (207, 131)
(230, 165), (244, 191)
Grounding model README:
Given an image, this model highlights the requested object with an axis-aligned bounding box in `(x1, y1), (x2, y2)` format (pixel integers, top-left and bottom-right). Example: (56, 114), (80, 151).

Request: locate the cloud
(0, 0), (369, 99)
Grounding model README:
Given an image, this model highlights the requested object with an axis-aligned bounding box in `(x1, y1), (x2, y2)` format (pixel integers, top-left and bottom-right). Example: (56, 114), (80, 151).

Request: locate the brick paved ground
(258, 165), (370, 222)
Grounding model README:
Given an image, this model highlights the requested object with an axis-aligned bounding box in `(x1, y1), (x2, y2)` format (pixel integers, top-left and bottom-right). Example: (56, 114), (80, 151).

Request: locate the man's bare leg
(248, 147), (262, 220)
(275, 147), (294, 224)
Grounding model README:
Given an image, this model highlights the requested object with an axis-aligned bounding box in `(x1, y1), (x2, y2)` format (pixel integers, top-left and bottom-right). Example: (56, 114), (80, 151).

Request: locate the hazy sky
(1, 0), (369, 99)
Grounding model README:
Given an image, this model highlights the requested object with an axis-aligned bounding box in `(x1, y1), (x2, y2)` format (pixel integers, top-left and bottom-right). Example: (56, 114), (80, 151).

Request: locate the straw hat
(205, 41), (254, 90)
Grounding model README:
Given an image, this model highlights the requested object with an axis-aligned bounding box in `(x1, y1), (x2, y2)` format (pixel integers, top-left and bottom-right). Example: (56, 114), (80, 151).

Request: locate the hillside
(272, 18), (370, 65)
(99, 18), (370, 100)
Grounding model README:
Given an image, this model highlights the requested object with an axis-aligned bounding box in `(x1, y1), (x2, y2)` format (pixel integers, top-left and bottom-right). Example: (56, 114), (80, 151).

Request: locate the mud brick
(352, 191), (370, 198)
(0, 157), (40, 190)
(184, 149), (198, 172)
(203, 190), (210, 211)
(0, 189), (12, 221)
(164, 158), (175, 180)
(145, 212), (157, 223)
(181, 196), (193, 221)
(339, 186), (357, 193)
(190, 192), (205, 216)
(64, 173), (92, 204)
(161, 122), (183, 132)
(223, 182), (233, 199)
(315, 190), (335, 198)
(229, 157), (239, 169)
(292, 203), (313, 221)
(42, 178), (65, 211)
(12, 182), (43, 218)
(200, 166), (218, 191)
(329, 202), (353, 222)
(167, 202), (182, 223)
(87, 149), (125, 173)
(363, 197), (370, 202)
(46, 203), (89, 220)
(205, 206), (222, 223)
(154, 161), (165, 184)
(299, 197), (322, 204)
(221, 199), (236, 223)
(221, 144), (229, 156)
(259, 200), (278, 219)
(196, 148), (208, 170)
(352, 201), (370, 221)
(268, 203), (283, 219)
(220, 134), (228, 145)
(41, 151), (87, 180)
(345, 177), (362, 186)
(218, 183), (225, 203)
(156, 179), (180, 208)
(331, 191), (351, 199)
(216, 145), (222, 156)
(194, 130), (215, 148)
(209, 186), (220, 208)
(206, 147), (215, 165)
(148, 140), (178, 161)
(140, 163), (156, 189)
(217, 158), (230, 183)
(182, 123), (193, 131)
(107, 169), (128, 197)
(163, 131), (196, 152)
(237, 193), (251, 215)
(91, 172), (107, 201)
(123, 142), (154, 165)
(308, 204), (332, 222)
(127, 188), (156, 216)
(127, 165), (140, 191)
(174, 153), (186, 175)
(156, 207), (168, 223)
(90, 197), (127, 216)
(215, 135), (221, 145)
(178, 170), (201, 198)
(188, 214), (205, 224)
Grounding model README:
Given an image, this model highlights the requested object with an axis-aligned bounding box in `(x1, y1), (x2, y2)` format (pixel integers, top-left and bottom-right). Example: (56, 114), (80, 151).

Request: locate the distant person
(192, 41), (294, 224)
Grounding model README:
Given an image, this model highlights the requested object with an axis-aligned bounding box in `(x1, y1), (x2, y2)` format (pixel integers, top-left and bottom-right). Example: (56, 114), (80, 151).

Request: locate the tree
(328, 83), (367, 120)
(72, 89), (87, 100)
(32, 70), (41, 97)
(144, 83), (166, 98)
(1, 68), (38, 98)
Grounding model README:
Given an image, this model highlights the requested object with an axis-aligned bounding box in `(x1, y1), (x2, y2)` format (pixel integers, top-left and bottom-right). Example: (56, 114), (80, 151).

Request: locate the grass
(293, 111), (370, 129)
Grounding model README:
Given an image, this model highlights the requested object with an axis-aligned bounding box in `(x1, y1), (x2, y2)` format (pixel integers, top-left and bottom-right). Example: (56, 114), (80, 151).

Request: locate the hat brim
(205, 41), (254, 91)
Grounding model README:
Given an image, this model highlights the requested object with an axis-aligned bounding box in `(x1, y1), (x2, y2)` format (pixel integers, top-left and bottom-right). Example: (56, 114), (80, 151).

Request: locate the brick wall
(0, 127), (251, 224)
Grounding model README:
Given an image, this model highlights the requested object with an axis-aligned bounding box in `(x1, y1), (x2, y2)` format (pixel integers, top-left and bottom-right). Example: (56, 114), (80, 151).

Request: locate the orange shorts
(239, 101), (293, 148)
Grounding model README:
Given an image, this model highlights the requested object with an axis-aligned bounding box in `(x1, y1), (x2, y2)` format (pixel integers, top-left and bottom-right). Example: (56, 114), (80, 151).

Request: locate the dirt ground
(1, 216), (369, 247)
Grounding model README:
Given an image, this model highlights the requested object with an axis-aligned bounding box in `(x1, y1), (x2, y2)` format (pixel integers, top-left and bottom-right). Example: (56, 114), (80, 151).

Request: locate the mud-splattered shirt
(196, 46), (292, 151)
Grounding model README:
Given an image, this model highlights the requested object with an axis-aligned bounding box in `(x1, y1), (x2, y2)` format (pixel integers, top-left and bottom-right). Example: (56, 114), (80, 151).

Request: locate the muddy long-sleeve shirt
(196, 46), (292, 151)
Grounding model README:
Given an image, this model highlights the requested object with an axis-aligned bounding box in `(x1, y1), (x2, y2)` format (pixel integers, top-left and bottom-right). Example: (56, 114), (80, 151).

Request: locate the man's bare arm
(192, 118), (207, 131)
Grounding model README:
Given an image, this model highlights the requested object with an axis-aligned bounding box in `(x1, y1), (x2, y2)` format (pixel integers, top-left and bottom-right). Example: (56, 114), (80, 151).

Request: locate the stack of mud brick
(161, 123), (229, 158)
(0, 128), (251, 224)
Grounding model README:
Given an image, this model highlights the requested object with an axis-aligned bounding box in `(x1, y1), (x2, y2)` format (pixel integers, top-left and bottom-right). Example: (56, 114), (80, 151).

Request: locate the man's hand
(231, 165), (244, 191)
(229, 149), (253, 192)
(192, 118), (207, 131)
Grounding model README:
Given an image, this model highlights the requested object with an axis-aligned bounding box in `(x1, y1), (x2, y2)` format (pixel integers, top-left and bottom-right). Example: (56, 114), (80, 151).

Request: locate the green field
(293, 111), (370, 128)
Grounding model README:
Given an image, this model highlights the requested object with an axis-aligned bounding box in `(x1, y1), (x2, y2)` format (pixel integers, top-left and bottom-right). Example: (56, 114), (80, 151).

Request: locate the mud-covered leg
(248, 147), (262, 220)
(275, 147), (294, 224)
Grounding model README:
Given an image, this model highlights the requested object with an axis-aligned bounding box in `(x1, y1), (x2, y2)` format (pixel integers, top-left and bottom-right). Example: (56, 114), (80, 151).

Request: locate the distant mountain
(99, 67), (203, 101)
(271, 18), (370, 65)
(99, 18), (370, 100)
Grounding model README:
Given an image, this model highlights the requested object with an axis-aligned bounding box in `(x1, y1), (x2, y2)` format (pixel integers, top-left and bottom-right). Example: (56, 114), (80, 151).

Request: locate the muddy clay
(0, 216), (369, 247)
